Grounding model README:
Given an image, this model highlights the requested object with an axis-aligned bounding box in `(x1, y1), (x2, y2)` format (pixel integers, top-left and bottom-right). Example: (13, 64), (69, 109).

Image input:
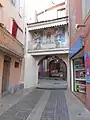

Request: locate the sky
(25, 0), (65, 22)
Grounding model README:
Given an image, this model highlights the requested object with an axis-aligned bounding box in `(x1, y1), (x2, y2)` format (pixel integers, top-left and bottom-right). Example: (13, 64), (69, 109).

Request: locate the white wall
(26, 28), (33, 52)
(24, 54), (37, 88)
(37, 4), (66, 22)
(71, 59), (74, 91)
(57, 54), (70, 89)
(38, 9), (57, 21)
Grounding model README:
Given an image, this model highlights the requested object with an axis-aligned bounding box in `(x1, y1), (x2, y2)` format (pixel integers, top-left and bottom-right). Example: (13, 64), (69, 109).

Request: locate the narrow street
(0, 0), (90, 120)
(0, 88), (90, 120)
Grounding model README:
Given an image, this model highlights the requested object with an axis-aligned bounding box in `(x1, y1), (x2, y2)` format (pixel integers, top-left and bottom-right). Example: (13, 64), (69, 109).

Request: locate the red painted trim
(12, 20), (18, 38)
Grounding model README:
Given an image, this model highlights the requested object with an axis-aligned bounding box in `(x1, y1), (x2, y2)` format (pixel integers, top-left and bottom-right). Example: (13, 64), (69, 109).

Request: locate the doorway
(2, 56), (11, 93)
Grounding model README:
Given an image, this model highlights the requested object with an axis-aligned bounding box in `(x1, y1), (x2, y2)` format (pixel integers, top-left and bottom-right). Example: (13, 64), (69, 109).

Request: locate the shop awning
(27, 16), (68, 31)
(69, 37), (84, 58)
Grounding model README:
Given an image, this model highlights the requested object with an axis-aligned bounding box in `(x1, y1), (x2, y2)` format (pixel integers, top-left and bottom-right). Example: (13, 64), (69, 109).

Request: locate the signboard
(69, 36), (83, 57)
(84, 52), (90, 83)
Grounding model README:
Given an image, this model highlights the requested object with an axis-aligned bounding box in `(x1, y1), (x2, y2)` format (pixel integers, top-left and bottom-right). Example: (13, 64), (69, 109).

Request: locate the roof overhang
(27, 16), (68, 31)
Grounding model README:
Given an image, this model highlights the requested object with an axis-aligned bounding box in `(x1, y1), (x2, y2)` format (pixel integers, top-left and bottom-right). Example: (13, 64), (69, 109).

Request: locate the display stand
(74, 64), (86, 93)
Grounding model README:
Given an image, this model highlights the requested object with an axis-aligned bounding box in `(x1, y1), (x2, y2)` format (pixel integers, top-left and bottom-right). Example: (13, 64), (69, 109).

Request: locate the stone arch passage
(38, 56), (67, 81)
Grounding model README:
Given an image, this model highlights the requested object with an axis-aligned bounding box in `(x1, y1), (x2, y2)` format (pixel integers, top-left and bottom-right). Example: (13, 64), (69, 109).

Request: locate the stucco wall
(69, 0), (90, 110)
(0, 0), (24, 43)
(24, 54), (70, 89)
(84, 16), (90, 53)
(57, 54), (70, 89)
(9, 57), (22, 85)
(24, 53), (37, 88)
(0, 50), (23, 94)
(37, 4), (66, 22)
(9, 57), (22, 93)
(70, 0), (82, 47)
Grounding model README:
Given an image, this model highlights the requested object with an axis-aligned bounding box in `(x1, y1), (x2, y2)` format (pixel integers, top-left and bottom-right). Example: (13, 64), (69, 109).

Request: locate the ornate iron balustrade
(28, 39), (69, 51)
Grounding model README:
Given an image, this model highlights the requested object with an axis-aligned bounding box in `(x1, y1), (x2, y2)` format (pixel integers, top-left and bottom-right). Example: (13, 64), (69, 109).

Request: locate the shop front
(73, 57), (86, 93)
(69, 37), (86, 103)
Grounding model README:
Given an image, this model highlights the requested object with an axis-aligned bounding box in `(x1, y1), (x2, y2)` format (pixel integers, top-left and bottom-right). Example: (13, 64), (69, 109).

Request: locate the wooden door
(2, 57), (10, 93)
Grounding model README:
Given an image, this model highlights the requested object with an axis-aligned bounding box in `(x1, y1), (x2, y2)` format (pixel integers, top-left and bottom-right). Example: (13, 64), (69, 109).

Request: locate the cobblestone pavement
(0, 89), (90, 120)
(40, 90), (69, 120)
(0, 89), (44, 120)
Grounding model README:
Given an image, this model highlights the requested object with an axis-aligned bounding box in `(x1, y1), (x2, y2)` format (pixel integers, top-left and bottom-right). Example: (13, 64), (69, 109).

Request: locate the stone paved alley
(0, 88), (90, 120)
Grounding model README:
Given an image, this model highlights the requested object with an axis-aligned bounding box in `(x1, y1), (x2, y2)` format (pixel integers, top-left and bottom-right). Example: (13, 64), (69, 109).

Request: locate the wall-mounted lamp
(75, 24), (86, 30)
(0, 23), (4, 27)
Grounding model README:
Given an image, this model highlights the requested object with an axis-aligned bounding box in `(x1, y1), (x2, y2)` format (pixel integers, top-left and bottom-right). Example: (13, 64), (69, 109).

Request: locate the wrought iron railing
(28, 39), (69, 51)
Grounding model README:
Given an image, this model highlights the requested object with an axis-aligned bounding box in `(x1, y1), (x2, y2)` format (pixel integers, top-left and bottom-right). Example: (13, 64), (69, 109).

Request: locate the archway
(38, 56), (67, 81)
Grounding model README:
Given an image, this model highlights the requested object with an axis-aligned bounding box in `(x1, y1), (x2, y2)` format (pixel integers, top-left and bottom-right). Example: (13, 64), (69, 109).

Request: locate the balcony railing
(0, 25), (24, 57)
(28, 39), (69, 51)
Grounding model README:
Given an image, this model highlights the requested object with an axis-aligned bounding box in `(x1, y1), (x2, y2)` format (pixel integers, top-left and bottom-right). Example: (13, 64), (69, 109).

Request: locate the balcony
(28, 39), (69, 55)
(0, 25), (24, 58)
(27, 17), (69, 55)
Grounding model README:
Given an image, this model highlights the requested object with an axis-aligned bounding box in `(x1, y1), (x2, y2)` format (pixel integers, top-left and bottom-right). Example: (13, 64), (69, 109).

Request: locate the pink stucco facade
(69, 0), (90, 110)
(0, 0), (24, 43)
(0, 0), (24, 96)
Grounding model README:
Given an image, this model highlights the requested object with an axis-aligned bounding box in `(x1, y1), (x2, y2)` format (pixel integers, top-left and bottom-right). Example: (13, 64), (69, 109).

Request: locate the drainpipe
(22, 0), (26, 87)
(23, 0), (26, 54)
(18, 0), (26, 87)
(68, 0), (70, 40)
(68, 0), (71, 90)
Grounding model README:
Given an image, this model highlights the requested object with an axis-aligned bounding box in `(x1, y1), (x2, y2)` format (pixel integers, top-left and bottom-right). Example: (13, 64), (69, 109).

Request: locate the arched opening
(38, 56), (67, 81)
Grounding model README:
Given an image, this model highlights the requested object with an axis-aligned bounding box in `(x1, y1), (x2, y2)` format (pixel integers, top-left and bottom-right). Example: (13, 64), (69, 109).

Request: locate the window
(57, 8), (65, 18)
(15, 62), (19, 68)
(11, 0), (16, 6)
(82, 0), (90, 20)
(19, 0), (23, 17)
(11, 0), (21, 13)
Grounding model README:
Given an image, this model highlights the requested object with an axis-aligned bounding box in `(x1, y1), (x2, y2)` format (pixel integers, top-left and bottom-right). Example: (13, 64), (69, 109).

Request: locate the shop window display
(74, 57), (86, 93)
